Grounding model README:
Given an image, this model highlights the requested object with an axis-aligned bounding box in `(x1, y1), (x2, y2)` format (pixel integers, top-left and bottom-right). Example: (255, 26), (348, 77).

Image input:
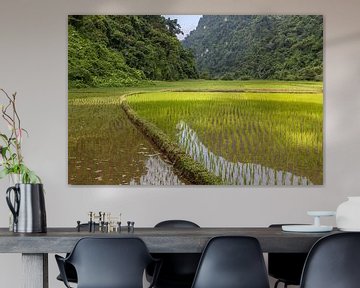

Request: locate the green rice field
(68, 80), (323, 185)
(126, 89), (323, 185)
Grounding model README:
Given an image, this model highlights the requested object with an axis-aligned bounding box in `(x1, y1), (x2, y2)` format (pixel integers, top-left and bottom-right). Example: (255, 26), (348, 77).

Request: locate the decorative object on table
(77, 211), (122, 233)
(127, 221), (135, 233)
(0, 88), (46, 233)
(336, 196), (360, 231)
(0, 89), (41, 183)
(6, 183), (46, 233)
(282, 211), (335, 232)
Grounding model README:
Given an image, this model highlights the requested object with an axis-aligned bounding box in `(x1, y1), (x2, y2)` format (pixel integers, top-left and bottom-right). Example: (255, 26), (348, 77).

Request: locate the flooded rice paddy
(128, 91), (323, 185)
(69, 81), (323, 185)
(68, 94), (184, 185)
(177, 121), (312, 185)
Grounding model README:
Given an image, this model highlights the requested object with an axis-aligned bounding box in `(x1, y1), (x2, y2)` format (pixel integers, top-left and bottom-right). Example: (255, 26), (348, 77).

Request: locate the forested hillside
(68, 15), (198, 88)
(183, 15), (323, 81)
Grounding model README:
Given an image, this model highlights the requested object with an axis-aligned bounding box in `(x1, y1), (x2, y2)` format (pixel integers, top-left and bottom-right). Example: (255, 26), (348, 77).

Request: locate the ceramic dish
(282, 225), (333, 232)
(307, 211), (336, 217)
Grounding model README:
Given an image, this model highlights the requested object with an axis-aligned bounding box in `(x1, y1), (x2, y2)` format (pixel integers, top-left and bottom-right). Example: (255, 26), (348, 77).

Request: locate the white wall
(0, 0), (360, 287)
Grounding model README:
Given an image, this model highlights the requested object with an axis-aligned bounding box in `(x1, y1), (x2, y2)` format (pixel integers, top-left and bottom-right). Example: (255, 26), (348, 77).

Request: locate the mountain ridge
(182, 15), (323, 81)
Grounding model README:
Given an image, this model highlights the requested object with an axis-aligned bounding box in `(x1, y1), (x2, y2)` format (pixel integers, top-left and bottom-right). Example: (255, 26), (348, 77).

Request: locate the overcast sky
(164, 15), (202, 40)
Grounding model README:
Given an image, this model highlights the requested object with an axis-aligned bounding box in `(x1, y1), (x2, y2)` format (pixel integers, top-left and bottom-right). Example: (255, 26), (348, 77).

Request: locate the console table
(0, 227), (338, 288)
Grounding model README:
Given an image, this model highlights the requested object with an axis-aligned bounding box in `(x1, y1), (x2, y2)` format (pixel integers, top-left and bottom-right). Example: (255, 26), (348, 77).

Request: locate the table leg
(22, 253), (48, 288)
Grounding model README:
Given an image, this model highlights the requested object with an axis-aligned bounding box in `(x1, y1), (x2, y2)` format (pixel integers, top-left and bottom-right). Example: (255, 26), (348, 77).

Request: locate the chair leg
(274, 280), (289, 288)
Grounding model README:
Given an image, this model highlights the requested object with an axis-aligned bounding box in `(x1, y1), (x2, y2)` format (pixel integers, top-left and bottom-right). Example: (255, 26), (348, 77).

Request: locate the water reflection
(177, 121), (312, 185)
(130, 155), (184, 185)
(69, 105), (183, 185)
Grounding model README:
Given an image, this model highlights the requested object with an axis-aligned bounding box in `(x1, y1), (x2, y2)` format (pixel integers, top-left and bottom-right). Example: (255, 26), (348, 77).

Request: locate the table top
(0, 227), (340, 254)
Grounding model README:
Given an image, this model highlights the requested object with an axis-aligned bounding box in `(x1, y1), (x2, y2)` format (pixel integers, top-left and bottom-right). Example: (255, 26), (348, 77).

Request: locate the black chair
(300, 232), (360, 288)
(56, 223), (99, 284)
(191, 236), (270, 288)
(56, 262), (77, 284)
(55, 237), (160, 288)
(268, 224), (308, 288)
(147, 220), (201, 288)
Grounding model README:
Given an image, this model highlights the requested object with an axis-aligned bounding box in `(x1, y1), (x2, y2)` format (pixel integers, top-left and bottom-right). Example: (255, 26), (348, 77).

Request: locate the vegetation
(68, 15), (323, 88)
(68, 14), (324, 185)
(68, 80), (323, 185)
(121, 95), (223, 185)
(0, 89), (41, 183)
(183, 15), (323, 81)
(68, 92), (169, 185)
(68, 15), (198, 88)
(126, 84), (323, 184)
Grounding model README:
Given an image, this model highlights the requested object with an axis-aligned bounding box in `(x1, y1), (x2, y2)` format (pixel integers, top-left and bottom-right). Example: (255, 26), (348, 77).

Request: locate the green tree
(68, 15), (198, 88)
(183, 15), (323, 81)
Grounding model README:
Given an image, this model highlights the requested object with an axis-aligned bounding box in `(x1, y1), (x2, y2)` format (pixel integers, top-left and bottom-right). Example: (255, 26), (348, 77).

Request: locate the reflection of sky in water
(177, 121), (312, 185)
(130, 156), (184, 185)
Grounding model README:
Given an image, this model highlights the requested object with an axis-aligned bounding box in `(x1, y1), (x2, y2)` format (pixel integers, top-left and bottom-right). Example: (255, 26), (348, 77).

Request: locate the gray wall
(1, 0), (360, 286)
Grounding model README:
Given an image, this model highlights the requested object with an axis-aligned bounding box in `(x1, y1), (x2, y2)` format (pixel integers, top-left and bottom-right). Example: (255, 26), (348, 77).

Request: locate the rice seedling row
(127, 91), (323, 184)
(68, 92), (185, 185)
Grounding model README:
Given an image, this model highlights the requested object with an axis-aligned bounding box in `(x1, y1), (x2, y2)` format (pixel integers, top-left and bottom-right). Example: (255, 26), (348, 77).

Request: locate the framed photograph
(68, 15), (323, 186)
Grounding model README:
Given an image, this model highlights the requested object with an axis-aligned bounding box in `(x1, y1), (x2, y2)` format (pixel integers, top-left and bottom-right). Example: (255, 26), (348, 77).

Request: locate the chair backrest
(152, 220), (201, 285)
(155, 220), (200, 228)
(300, 232), (360, 288)
(191, 236), (270, 288)
(67, 237), (154, 288)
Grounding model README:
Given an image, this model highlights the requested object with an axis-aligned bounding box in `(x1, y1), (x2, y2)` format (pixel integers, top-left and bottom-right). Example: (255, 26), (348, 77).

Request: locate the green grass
(126, 90), (323, 184)
(121, 100), (223, 184)
(69, 80), (323, 185)
(69, 79), (322, 98)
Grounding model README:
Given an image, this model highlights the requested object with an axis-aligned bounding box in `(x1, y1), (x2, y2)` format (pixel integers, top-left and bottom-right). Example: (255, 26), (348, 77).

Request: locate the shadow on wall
(327, 31), (360, 46)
